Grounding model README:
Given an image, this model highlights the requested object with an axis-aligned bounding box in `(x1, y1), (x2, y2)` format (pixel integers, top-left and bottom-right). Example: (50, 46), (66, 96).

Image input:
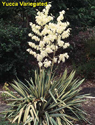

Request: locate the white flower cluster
(27, 4), (70, 68)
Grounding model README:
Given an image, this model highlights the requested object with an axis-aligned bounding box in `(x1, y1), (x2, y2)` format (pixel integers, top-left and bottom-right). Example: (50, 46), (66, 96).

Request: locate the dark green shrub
(0, 21), (36, 83)
(48, 0), (95, 28)
(76, 60), (95, 78)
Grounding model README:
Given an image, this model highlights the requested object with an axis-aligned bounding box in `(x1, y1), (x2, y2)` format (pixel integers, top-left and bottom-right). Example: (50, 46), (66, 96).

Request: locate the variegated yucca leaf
(3, 69), (90, 125)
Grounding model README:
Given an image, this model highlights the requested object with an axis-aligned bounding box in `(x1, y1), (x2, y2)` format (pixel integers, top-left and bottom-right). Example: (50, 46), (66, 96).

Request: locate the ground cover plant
(2, 3), (90, 125)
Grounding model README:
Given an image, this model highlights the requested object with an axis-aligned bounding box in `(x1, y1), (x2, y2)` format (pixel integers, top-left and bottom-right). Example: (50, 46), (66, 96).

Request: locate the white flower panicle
(27, 3), (70, 68)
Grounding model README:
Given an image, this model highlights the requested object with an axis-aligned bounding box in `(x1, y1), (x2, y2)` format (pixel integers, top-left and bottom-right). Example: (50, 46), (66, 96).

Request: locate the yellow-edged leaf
(18, 106), (25, 124)
(23, 104), (31, 122)
(12, 115), (19, 123)
(30, 105), (39, 121)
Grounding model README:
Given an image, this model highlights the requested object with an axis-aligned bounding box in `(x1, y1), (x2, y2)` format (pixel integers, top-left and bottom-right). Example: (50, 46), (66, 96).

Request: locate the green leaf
(45, 112), (49, 125)
(50, 117), (58, 125)
(4, 91), (17, 99)
(49, 90), (57, 103)
(12, 115), (19, 123)
(11, 84), (26, 97)
(30, 105), (39, 121)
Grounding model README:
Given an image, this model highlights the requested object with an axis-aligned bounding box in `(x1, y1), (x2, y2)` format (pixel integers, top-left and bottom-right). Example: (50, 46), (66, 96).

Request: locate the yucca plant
(3, 69), (89, 125)
(2, 4), (90, 125)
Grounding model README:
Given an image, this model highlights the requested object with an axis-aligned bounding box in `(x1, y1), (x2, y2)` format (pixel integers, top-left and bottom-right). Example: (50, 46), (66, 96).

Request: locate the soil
(0, 80), (95, 125)
(80, 80), (95, 125)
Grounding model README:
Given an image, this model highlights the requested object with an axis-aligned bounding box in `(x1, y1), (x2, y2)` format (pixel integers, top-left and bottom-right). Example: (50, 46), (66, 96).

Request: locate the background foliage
(69, 28), (95, 79)
(0, 0), (95, 83)
(0, 20), (36, 83)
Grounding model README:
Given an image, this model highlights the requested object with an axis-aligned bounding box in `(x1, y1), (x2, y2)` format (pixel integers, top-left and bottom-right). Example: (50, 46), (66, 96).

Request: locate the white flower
(62, 57), (65, 62)
(58, 40), (64, 47)
(29, 22), (33, 26)
(32, 36), (40, 41)
(28, 42), (32, 46)
(45, 47), (53, 53)
(37, 54), (43, 62)
(26, 48), (31, 52)
(48, 30), (52, 34)
(41, 51), (48, 58)
(63, 43), (70, 49)
(57, 10), (65, 22)
(43, 59), (51, 68)
(61, 10), (65, 14)
(37, 11), (41, 15)
(28, 33), (32, 37)
(62, 29), (70, 39)
(57, 14), (64, 22)
(53, 57), (57, 63)
(46, 4), (51, 9)
(45, 4), (51, 15)
(28, 42), (38, 49)
(50, 45), (55, 50)
(28, 50), (37, 58)
(32, 28), (41, 36)
(57, 27), (63, 34)
(43, 9), (46, 12)
(29, 50), (33, 55)
(58, 53), (69, 63)
(33, 53), (37, 58)
(59, 54), (65, 62)
(39, 41), (45, 48)
(64, 53), (69, 59)
(38, 62), (43, 67)
(35, 25), (41, 30)
(41, 28), (48, 35)
(43, 36), (49, 42)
